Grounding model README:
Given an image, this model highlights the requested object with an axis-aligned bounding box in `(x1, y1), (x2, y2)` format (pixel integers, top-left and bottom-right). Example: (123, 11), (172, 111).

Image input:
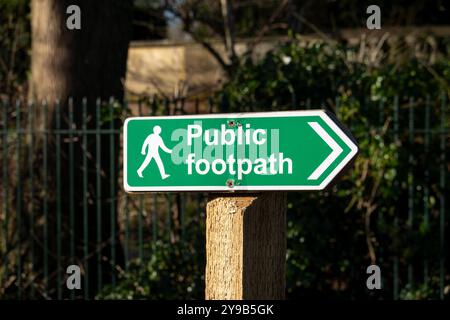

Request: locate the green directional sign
(123, 110), (358, 192)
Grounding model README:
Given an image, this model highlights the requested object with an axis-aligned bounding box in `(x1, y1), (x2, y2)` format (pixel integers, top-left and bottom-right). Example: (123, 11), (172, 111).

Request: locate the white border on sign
(123, 110), (358, 192)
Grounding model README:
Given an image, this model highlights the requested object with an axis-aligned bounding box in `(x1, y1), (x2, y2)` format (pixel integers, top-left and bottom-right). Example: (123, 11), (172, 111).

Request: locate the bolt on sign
(123, 110), (358, 192)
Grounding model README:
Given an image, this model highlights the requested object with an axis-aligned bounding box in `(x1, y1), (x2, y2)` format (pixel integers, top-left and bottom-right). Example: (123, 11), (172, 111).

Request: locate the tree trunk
(205, 192), (286, 300)
(31, 0), (131, 103)
(30, 0), (131, 298)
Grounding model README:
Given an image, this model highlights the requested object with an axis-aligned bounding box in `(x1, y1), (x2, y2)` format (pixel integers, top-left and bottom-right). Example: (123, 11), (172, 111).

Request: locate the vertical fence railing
(423, 95), (430, 288)
(82, 98), (89, 299)
(137, 99), (144, 262)
(68, 98), (75, 300)
(15, 100), (22, 299)
(28, 101), (35, 298)
(95, 99), (102, 294)
(1, 100), (8, 291)
(0, 94), (448, 300)
(393, 95), (400, 300)
(439, 93), (447, 300)
(407, 97), (414, 290)
(55, 100), (62, 299)
(43, 100), (49, 296)
(123, 99), (130, 273)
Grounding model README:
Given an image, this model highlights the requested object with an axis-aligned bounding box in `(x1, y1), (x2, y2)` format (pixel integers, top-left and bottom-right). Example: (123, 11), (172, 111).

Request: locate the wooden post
(205, 192), (287, 299)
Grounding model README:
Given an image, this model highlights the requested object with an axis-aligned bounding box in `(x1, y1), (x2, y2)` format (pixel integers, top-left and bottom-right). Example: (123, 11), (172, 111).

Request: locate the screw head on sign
(226, 179), (235, 188)
(228, 120), (235, 127)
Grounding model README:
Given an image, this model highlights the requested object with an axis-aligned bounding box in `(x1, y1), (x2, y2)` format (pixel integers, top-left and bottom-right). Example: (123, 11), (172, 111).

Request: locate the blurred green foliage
(98, 239), (205, 300)
(100, 36), (449, 300)
(221, 38), (449, 299)
(0, 0), (30, 99)
(220, 37), (450, 111)
(1, 0), (448, 302)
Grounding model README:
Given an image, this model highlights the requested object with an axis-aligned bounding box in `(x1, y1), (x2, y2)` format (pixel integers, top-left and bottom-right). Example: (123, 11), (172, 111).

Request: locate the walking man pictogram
(137, 125), (172, 179)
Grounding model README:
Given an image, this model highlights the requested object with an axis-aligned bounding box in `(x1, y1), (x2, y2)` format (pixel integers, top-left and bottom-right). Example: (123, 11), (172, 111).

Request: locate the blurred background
(0, 0), (449, 300)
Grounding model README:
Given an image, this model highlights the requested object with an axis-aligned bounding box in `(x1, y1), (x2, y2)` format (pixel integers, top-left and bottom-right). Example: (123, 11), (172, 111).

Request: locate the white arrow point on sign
(307, 122), (343, 180)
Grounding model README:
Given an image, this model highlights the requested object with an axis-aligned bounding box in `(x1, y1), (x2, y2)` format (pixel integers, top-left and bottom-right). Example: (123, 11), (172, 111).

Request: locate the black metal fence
(0, 94), (448, 299)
